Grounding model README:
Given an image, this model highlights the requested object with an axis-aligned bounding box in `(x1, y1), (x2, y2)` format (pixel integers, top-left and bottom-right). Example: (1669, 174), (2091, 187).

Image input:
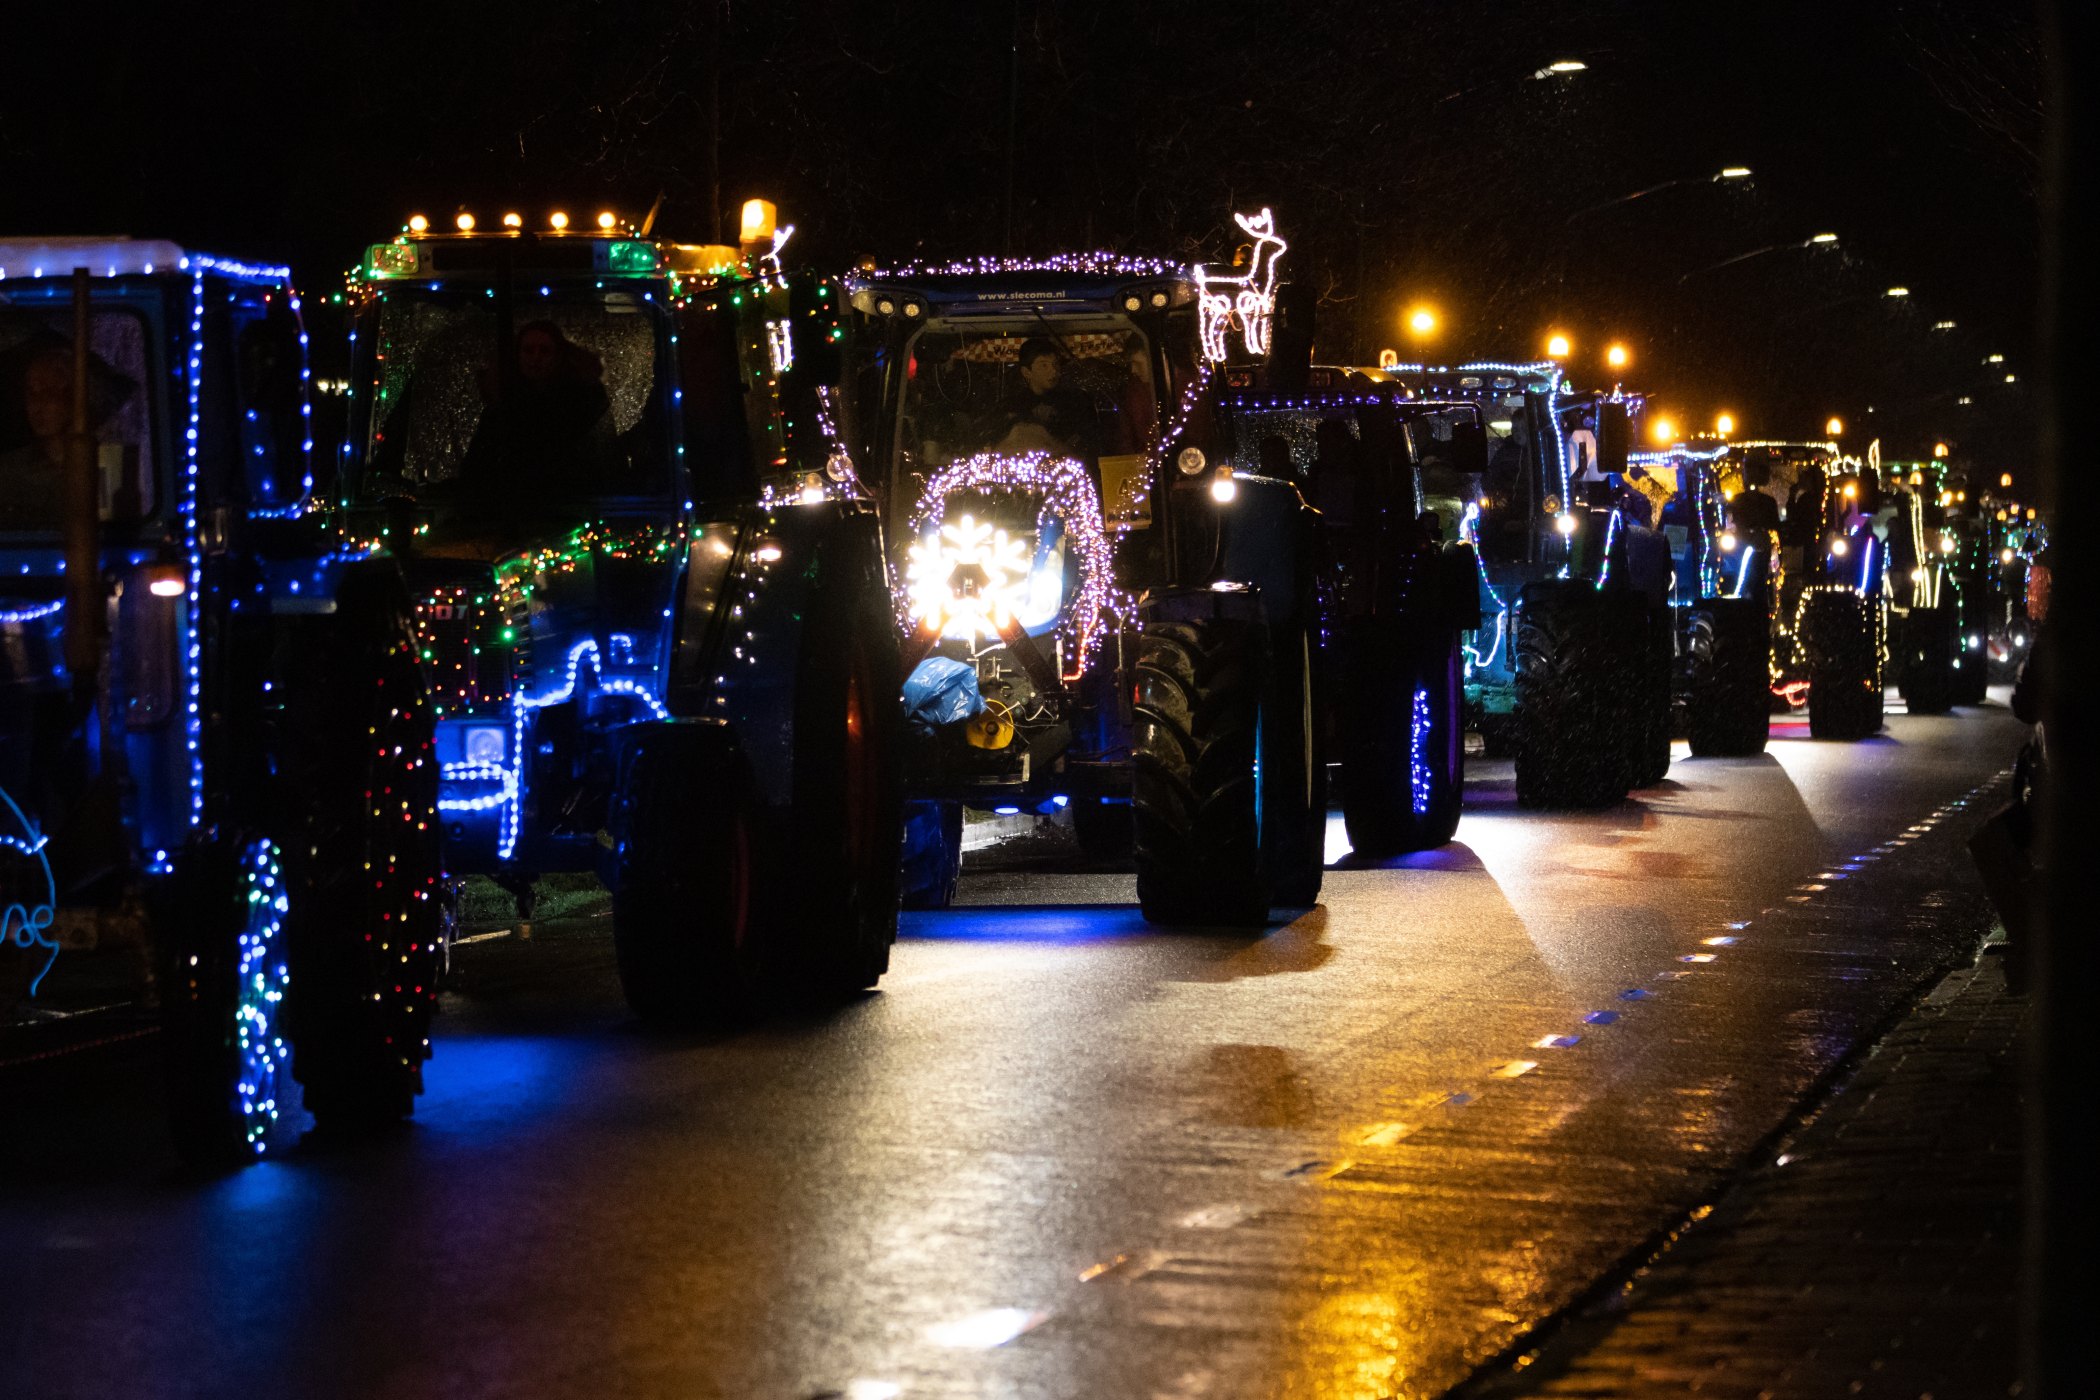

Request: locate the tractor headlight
(905, 512), (1069, 640)
(1177, 446), (1208, 476)
(1719, 530), (1739, 553)
(464, 726), (507, 766)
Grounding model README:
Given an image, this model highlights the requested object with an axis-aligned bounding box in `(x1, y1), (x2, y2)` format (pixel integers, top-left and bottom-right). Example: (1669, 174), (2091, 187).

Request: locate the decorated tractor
(0, 239), (441, 1163)
(1233, 369), (1485, 856)
(337, 204), (900, 1023)
(1366, 360), (1671, 808)
(844, 210), (1469, 925)
(1776, 450), (1889, 739)
(1632, 441), (1778, 756)
(1878, 458), (1980, 713)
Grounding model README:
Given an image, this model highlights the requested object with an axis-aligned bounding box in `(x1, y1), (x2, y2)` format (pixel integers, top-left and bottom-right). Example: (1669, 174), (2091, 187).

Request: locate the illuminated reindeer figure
(1194, 208), (1288, 363)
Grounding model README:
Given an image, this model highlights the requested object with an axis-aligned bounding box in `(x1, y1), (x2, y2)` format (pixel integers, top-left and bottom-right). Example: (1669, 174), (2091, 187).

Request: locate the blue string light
(184, 270), (206, 828)
(1, 786), (59, 996)
(1409, 686), (1433, 816)
(232, 839), (292, 1154)
(493, 639), (670, 860)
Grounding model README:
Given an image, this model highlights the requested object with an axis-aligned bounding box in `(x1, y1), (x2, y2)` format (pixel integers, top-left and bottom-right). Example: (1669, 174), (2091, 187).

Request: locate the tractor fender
(1206, 474), (1312, 633)
(670, 500), (889, 817)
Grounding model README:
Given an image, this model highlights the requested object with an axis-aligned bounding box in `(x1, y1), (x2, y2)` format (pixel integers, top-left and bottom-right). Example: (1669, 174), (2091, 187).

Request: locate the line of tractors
(1, 207), (2039, 1164)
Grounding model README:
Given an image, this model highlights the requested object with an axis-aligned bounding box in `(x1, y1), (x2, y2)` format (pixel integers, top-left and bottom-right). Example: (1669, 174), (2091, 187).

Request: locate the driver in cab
(990, 337), (1090, 457)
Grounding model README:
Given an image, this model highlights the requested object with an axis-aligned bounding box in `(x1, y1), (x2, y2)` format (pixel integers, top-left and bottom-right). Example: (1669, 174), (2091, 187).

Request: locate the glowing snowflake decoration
(905, 513), (1034, 641)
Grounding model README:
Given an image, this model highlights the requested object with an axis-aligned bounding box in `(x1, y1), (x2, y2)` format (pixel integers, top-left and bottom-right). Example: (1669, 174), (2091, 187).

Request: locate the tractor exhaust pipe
(63, 267), (102, 711)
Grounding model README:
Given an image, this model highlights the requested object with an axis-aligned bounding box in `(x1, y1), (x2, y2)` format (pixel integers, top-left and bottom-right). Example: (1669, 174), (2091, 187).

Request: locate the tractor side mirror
(1447, 419), (1487, 477)
(1266, 280), (1315, 393)
(1596, 402), (1630, 475)
(788, 279), (844, 385)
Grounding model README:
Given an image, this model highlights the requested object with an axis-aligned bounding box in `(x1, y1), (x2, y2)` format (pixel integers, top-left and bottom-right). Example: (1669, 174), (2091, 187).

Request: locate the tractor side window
(231, 297), (309, 509)
(0, 306), (155, 532)
(1472, 397), (1533, 564)
(673, 291), (755, 505)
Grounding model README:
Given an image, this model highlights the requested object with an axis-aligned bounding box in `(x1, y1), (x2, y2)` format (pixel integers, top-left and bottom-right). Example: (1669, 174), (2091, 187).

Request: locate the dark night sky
(1, 0), (2041, 461)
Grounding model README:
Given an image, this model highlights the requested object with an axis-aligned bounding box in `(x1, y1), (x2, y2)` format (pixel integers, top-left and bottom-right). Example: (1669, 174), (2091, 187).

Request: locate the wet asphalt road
(1, 699), (2020, 1400)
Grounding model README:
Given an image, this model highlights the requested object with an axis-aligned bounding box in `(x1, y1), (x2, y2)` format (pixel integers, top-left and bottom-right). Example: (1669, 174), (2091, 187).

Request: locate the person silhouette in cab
(992, 337), (1089, 456)
(455, 321), (612, 517)
(0, 349), (72, 531)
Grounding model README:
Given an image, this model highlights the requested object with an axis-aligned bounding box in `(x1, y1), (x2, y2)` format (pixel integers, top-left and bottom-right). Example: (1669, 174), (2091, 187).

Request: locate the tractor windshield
(353, 284), (673, 518)
(897, 321), (1168, 474)
(0, 305), (157, 532)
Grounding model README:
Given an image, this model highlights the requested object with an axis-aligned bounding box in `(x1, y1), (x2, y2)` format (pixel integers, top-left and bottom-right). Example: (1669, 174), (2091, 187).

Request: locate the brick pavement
(1479, 945), (2025, 1400)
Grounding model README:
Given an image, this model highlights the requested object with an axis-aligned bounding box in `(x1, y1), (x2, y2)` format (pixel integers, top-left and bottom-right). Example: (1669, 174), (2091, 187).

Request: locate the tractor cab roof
(0, 237), (289, 286)
(847, 257), (1196, 321)
(1352, 359), (1569, 396)
(356, 228), (732, 286)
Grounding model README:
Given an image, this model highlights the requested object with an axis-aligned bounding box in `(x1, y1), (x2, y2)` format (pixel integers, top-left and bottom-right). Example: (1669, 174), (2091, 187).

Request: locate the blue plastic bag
(902, 656), (983, 734)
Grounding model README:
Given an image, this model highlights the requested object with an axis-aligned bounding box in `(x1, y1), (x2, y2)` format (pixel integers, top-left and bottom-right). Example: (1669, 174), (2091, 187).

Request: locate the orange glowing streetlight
(1405, 305), (1440, 340)
(1546, 332), (1572, 359)
(1715, 412), (1736, 437)
(1605, 342), (1630, 370)
(1826, 416), (1845, 437)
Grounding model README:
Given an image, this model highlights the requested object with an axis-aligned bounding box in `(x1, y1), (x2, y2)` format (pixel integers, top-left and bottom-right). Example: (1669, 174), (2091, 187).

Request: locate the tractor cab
(1, 238), (443, 1160)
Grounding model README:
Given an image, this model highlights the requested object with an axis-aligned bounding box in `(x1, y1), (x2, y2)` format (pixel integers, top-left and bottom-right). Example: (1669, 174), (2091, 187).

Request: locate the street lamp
(1405, 305), (1439, 341)
(1826, 416), (1845, 437)
(1680, 231), (1840, 283)
(1535, 59), (1587, 77)
(1546, 332), (1572, 359)
(1605, 342), (1630, 370)
(1567, 165), (1754, 221)
(1933, 442), (1949, 459)
(1886, 286), (1910, 298)
(1650, 415), (1677, 445)
(1716, 412), (1736, 437)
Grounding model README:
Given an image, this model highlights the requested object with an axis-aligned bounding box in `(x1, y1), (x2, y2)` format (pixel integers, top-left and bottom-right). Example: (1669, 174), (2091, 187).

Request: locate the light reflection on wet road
(1, 700), (2019, 1399)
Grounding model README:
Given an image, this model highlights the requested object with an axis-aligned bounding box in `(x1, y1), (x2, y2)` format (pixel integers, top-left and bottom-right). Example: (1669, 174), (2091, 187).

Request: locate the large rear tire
(277, 566), (442, 1131)
(1684, 598), (1772, 757)
(779, 559), (904, 994)
(1804, 590), (1885, 740)
(611, 723), (760, 1024)
(1627, 598), (1673, 788)
(1265, 623), (1325, 908)
(1513, 582), (1642, 808)
(1897, 605), (1956, 716)
(1133, 616), (1270, 927)
(1338, 621), (1464, 856)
